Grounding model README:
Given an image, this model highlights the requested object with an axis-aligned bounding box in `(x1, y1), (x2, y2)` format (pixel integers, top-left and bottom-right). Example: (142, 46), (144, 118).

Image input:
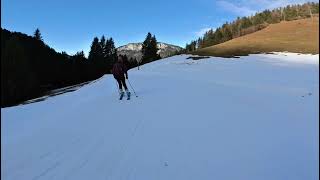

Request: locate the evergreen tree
(106, 38), (117, 63)
(104, 38), (117, 72)
(141, 32), (159, 64)
(151, 35), (161, 59)
(88, 37), (100, 61)
(141, 32), (152, 62)
(100, 35), (109, 72)
(34, 28), (43, 41)
(100, 35), (106, 54)
(88, 37), (105, 74)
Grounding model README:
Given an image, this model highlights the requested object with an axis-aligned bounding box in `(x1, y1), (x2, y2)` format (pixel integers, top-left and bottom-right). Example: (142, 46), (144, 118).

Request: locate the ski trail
(105, 108), (147, 180)
(2, 54), (318, 180)
(61, 135), (106, 180)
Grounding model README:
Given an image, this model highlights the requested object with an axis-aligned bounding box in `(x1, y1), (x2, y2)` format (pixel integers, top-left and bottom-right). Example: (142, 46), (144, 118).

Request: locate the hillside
(193, 17), (319, 57)
(2, 53), (318, 180)
(117, 42), (183, 61)
(1, 29), (101, 107)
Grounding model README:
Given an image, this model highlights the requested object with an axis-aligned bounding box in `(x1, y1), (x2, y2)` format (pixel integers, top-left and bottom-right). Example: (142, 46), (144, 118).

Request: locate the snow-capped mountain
(117, 42), (183, 61)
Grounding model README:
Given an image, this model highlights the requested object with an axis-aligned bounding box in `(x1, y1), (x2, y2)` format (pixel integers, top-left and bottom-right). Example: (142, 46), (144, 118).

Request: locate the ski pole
(115, 80), (120, 94)
(127, 79), (138, 97)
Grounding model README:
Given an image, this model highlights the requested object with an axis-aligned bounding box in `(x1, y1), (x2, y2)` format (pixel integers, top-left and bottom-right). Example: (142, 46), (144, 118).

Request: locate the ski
(127, 92), (131, 100)
(119, 92), (124, 100)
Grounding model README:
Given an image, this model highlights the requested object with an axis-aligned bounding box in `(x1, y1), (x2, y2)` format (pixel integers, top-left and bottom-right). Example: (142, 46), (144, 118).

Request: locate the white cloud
(195, 27), (214, 37)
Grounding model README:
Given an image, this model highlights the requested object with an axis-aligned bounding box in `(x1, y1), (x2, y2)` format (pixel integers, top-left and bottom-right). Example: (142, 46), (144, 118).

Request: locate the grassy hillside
(193, 17), (319, 57)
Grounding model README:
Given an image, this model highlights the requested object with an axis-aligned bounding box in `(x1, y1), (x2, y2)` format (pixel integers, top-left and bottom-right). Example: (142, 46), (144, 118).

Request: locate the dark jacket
(112, 62), (128, 79)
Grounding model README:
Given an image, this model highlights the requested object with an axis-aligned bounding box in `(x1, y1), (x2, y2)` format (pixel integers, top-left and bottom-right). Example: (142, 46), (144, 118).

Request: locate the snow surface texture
(1, 53), (319, 180)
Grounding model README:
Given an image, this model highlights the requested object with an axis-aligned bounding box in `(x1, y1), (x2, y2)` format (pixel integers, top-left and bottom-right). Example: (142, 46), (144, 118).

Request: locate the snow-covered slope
(1, 53), (319, 180)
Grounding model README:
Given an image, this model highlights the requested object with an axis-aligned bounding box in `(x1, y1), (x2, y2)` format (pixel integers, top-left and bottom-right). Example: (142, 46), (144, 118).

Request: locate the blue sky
(1, 0), (316, 56)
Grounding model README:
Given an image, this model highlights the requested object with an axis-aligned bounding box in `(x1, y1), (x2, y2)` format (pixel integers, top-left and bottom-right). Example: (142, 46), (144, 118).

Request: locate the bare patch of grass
(193, 17), (319, 57)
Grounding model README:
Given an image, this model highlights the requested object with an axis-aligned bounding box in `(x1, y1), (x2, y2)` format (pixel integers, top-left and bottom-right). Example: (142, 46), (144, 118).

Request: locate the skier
(112, 56), (131, 100)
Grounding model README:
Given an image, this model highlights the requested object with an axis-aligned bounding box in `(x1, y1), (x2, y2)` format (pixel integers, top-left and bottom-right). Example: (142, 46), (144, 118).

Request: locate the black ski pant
(115, 77), (128, 90)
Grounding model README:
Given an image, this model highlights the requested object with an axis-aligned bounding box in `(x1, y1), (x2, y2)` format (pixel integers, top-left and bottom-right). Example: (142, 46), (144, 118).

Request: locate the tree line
(1, 28), (162, 107)
(185, 2), (319, 52)
(87, 36), (117, 75)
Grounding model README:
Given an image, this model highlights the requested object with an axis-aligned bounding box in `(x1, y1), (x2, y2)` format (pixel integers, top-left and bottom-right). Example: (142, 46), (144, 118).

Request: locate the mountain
(193, 17), (319, 57)
(117, 42), (183, 61)
(2, 53), (318, 180)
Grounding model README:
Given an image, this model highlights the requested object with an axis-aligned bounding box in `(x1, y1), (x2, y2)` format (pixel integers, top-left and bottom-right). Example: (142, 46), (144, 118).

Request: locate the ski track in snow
(1, 53), (319, 180)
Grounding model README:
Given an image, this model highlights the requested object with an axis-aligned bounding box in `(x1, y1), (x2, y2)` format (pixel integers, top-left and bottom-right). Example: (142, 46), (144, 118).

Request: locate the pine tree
(141, 32), (152, 62)
(100, 35), (106, 55)
(75, 51), (85, 58)
(34, 28), (43, 41)
(100, 35), (109, 71)
(151, 35), (160, 59)
(105, 38), (117, 70)
(141, 32), (159, 64)
(88, 37), (100, 61)
(88, 37), (105, 74)
(108, 38), (117, 62)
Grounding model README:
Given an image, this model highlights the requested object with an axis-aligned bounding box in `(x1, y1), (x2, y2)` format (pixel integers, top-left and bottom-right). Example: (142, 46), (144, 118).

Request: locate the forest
(1, 29), (160, 107)
(185, 2), (319, 51)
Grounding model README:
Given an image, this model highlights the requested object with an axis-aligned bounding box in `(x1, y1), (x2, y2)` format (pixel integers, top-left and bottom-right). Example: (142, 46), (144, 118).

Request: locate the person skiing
(112, 56), (131, 99)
